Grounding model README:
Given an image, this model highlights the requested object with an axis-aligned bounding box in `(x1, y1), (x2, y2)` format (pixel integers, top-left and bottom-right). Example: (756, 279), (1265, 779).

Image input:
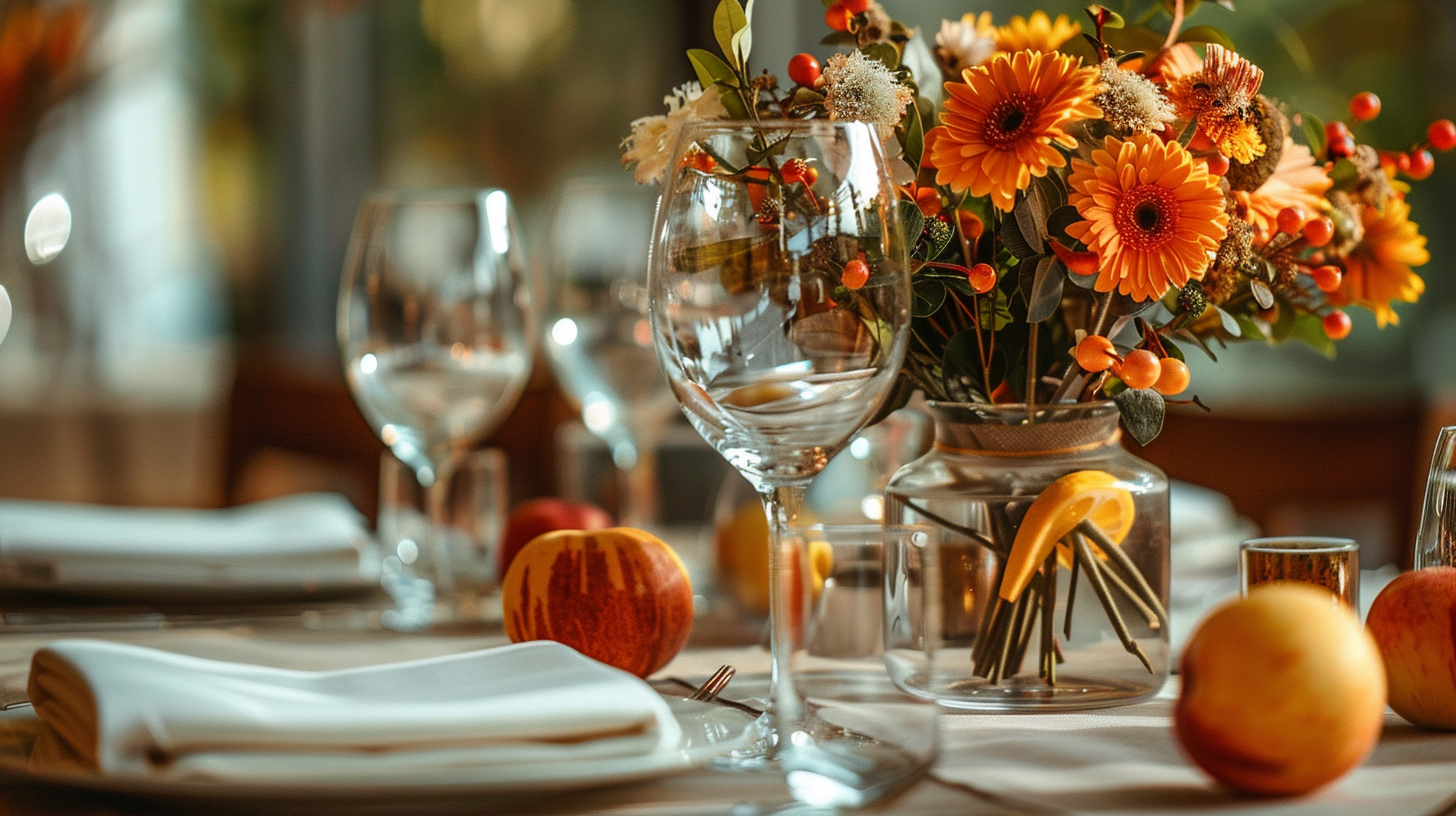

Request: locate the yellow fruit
(1000, 470), (1134, 602)
(714, 500), (825, 614)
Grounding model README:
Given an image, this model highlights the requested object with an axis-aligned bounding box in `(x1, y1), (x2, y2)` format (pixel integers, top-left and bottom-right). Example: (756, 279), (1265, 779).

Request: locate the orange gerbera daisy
(1166, 44), (1265, 163)
(1065, 134), (1229, 301)
(931, 50), (1102, 212)
(1332, 197), (1429, 327)
(1233, 136), (1332, 237)
(995, 12), (1080, 54)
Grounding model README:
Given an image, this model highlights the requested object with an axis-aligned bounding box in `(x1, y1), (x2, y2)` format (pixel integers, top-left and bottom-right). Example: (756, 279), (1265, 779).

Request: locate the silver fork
(686, 664), (735, 702)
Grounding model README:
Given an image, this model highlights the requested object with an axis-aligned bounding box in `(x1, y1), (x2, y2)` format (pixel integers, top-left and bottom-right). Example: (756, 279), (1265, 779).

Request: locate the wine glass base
(708, 700), (936, 808)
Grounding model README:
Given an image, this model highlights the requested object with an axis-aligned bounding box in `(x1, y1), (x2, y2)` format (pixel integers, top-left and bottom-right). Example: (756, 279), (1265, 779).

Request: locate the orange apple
(1367, 566), (1456, 729)
(499, 498), (613, 575)
(501, 527), (693, 678)
(1175, 584), (1386, 796)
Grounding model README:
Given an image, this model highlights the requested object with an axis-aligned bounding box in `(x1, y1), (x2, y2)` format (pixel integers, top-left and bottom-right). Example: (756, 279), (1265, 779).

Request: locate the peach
(499, 498), (613, 576)
(1175, 584), (1386, 796)
(502, 527), (693, 678)
(1366, 566), (1456, 729)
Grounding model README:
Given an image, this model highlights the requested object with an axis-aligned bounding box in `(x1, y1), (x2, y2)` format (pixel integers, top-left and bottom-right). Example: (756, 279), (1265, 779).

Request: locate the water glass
(1239, 537), (1359, 608)
(1416, 425), (1456, 569)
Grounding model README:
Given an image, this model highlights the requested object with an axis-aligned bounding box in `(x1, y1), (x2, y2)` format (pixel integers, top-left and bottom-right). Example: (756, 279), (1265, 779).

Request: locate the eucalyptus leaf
(1250, 279), (1274, 310)
(979, 288), (1013, 331)
(1235, 315), (1269, 341)
(1271, 297), (1297, 343)
(1291, 311), (1336, 359)
(1177, 25), (1235, 49)
(1214, 305), (1241, 337)
(862, 42), (900, 71)
(1025, 256), (1065, 323)
(912, 277), (947, 318)
(1174, 328), (1219, 362)
(1047, 205), (1082, 242)
(1014, 192), (1047, 256)
(1300, 111), (1326, 156)
(899, 200), (925, 248)
(1067, 268), (1099, 289)
(1113, 388), (1165, 446)
(900, 95), (925, 170)
(1002, 208), (1038, 259)
(901, 34), (943, 109)
(1161, 337), (1186, 362)
(713, 0), (748, 69)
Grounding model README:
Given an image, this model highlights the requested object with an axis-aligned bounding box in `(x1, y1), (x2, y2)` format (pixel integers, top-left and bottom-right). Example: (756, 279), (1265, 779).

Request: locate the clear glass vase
(883, 401), (1170, 710)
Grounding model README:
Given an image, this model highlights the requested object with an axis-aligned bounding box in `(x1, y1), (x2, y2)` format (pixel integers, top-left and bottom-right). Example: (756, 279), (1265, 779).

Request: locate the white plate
(0, 697), (753, 806)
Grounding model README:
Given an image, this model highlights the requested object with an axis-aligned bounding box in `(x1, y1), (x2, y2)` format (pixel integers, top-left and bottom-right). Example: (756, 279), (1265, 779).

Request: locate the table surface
(0, 617), (1452, 816)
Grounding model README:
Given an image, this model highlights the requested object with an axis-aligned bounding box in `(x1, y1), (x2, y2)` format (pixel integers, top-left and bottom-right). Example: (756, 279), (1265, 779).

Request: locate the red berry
(1153, 358), (1190, 396)
(1311, 265), (1343, 293)
(825, 3), (852, 31)
(1303, 217), (1334, 248)
(1327, 135), (1356, 159)
(1349, 92), (1381, 123)
(842, 258), (869, 289)
(1114, 349), (1161, 391)
(1276, 206), (1306, 236)
(841, 0), (870, 13)
(1324, 120), (1351, 142)
(1397, 152), (1412, 174)
(1429, 119), (1456, 153)
(787, 53), (821, 88)
(1322, 310), (1351, 340)
(967, 263), (997, 294)
(1406, 149), (1435, 181)
(781, 158), (808, 185)
(1204, 153), (1229, 176)
(1076, 336), (1118, 373)
(801, 166), (819, 187)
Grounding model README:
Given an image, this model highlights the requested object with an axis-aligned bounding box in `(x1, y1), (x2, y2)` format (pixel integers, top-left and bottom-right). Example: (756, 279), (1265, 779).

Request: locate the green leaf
(687, 48), (737, 89)
(1177, 25), (1235, 49)
(1086, 5), (1125, 28)
(1329, 158), (1360, 190)
(731, 0), (755, 69)
(862, 42), (900, 71)
(1291, 311), (1337, 359)
(671, 235), (775, 273)
(1102, 23), (1168, 55)
(1113, 388), (1165, 446)
(912, 277), (947, 318)
(1271, 297), (1297, 343)
(1174, 328), (1219, 362)
(941, 330), (989, 403)
(1047, 205), (1082, 243)
(1300, 111), (1326, 157)
(979, 288), (1013, 331)
(713, 0), (748, 69)
(820, 31), (857, 47)
(898, 200), (925, 249)
(1235, 314), (1269, 341)
(1161, 337), (1186, 362)
(1013, 193), (1046, 257)
(900, 95), (925, 170)
(1002, 207), (1038, 259)
(1024, 256), (1065, 324)
(745, 134), (791, 166)
(1214, 305), (1241, 337)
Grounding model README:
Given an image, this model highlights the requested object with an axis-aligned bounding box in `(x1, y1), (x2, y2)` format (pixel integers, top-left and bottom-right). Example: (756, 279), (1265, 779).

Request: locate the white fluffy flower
(935, 12), (996, 76)
(822, 50), (914, 127)
(1094, 59), (1174, 135)
(621, 82), (729, 185)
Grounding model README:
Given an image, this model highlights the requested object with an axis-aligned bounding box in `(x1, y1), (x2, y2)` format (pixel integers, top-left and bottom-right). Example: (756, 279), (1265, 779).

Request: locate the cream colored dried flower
(822, 50), (914, 126)
(1093, 59), (1173, 136)
(935, 12), (997, 76)
(620, 82), (728, 185)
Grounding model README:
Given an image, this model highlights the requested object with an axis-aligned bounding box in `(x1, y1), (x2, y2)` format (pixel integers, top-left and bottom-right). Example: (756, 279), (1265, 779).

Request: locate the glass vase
(883, 401), (1170, 710)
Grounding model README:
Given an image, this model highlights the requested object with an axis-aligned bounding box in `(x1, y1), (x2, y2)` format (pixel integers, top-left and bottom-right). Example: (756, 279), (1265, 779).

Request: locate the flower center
(1114, 184), (1180, 250)
(984, 94), (1040, 148)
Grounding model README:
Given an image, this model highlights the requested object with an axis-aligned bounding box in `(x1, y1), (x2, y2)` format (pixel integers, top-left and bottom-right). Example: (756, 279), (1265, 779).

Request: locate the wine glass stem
(760, 482), (809, 734)
(427, 456), (456, 593)
(619, 441), (661, 529)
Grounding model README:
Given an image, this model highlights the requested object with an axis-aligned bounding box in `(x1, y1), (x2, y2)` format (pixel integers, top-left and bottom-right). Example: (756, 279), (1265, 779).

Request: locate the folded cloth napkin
(0, 494), (372, 594)
(26, 639), (683, 784)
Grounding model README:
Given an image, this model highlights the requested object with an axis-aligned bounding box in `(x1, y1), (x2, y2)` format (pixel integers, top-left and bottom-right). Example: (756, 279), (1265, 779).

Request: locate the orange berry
(1311, 265), (1343, 293)
(1302, 217), (1334, 248)
(1114, 349), (1160, 390)
(1324, 120), (1351, 142)
(1327, 135), (1356, 159)
(1153, 357), (1190, 396)
(787, 54), (821, 88)
(1204, 153), (1229, 176)
(801, 166), (819, 187)
(1429, 120), (1456, 152)
(841, 0), (870, 13)
(1349, 92), (1380, 123)
(1276, 206), (1305, 236)
(842, 258), (869, 289)
(967, 263), (997, 294)
(825, 3), (851, 31)
(687, 151), (715, 173)
(1076, 335), (1118, 373)
(1188, 131), (1214, 152)
(781, 158), (808, 185)
(1406, 149), (1435, 181)
(1323, 310), (1351, 340)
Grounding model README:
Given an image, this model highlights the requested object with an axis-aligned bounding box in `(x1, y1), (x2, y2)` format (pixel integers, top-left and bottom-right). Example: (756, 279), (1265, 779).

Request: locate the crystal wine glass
(338, 189), (534, 620)
(543, 174), (679, 526)
(649, 120), (915, 799)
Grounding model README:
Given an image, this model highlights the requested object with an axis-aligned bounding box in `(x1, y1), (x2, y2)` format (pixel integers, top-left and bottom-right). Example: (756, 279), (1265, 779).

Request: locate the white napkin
(0, 494), (372, 594)
(26, 639), (683, 783)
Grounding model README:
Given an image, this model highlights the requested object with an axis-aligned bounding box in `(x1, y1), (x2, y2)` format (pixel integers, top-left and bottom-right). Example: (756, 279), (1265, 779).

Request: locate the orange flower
(931, 50), (1102, 212)
(994, 12), (1080, 54)
(901, 183), (942, 217)
(1332, 197), (1428, 327)
(1166, 44), (1265, 163)
(1065, 134), (1229, 301)
(1233, 136), (1332, 237)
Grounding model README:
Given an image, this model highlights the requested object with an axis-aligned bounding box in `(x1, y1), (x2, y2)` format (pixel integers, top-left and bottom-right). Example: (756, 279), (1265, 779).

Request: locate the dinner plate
(0, 696), (754, 807)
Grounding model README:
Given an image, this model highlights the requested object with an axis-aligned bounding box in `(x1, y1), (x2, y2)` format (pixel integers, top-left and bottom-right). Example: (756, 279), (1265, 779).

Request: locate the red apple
(1367, 566), (1456, 729)
(502, 527), (693, 677)
(499, 498), (613, 575)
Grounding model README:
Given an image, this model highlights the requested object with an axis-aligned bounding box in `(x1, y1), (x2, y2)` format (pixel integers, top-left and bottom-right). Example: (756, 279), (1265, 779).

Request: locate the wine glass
(338, 189), (534, 622)
(649, 120), (918, 801)
(543, 174), (679, 526)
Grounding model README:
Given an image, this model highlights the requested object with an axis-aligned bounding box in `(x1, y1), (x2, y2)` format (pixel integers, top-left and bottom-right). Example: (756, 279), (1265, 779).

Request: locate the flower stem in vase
(1072, 533), (1155, 674)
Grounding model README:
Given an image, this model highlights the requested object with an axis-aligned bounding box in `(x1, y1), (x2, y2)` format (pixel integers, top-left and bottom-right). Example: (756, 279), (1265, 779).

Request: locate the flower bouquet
(622, 0), (1448, 705)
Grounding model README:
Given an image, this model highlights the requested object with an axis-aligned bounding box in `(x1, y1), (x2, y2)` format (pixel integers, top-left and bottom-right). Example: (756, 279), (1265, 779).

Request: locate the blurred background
(0, 0), (1450, 567)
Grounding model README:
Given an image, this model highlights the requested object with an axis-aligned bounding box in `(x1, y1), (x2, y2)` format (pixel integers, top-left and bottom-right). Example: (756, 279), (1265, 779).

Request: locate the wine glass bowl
(338, 188), (533, 615)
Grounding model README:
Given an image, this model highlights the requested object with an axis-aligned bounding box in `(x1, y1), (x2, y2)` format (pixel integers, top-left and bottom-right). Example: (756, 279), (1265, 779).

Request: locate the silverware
(687, 665), (735, 702)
